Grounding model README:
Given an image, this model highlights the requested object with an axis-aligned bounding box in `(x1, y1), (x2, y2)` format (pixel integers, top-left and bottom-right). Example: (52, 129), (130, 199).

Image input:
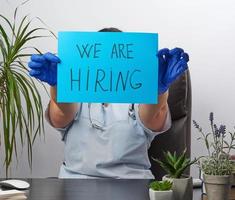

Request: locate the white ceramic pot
(203, 174), (231, 200)
(163, 175), (193, 200)
(149, 188), (173, 200)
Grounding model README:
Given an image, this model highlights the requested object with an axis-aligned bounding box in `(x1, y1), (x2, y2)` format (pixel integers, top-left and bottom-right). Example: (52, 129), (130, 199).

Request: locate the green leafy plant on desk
(0, 2), (51, 176)
(193, 112), (235, 200)
(149, 180), (173, 191)
(153, 149), (197, 179)
(152, 149), (196, 200)
(149, 180), (173, 200)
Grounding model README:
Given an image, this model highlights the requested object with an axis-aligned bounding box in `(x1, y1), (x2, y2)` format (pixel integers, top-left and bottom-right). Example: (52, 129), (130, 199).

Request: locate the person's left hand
(157, 47), (189, 95)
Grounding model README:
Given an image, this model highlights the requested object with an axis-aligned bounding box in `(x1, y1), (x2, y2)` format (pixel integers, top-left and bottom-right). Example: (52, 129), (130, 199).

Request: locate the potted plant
(193, 112), (235, 200)
(153, 149), (197, 200)
(0, 3), (48, 176)
(230, 157), (235, 186)
(149, 180), (173, 200)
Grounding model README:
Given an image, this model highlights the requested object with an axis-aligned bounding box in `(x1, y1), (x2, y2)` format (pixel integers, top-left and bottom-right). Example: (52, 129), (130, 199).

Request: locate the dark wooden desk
(23, 179), (204, 200)
(27, 179), (150, 200)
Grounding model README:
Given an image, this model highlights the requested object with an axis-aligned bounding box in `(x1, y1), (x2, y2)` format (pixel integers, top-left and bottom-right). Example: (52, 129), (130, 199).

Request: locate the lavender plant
(193, 112), (235, 175)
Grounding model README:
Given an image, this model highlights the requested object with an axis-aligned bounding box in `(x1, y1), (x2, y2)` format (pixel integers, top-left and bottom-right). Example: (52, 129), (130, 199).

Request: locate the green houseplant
(193, 112), (235, 200)
(0, 4), (48, 176)
(153, 150), (196, 179)
(153, 149), (197, 200)
(149, 180), (173, 200)
(149, 180), (173, 191)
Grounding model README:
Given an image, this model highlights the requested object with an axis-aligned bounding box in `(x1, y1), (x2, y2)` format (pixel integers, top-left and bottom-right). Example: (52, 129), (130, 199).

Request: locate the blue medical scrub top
(47, 103), (171, 178)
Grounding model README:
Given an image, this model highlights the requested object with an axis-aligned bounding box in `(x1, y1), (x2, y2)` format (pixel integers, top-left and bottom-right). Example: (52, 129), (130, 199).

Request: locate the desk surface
(24, 179), (203, 200)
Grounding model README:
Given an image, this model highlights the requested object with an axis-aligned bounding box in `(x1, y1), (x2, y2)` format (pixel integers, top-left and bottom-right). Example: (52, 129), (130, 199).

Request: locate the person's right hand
(28, 52), (61, 86)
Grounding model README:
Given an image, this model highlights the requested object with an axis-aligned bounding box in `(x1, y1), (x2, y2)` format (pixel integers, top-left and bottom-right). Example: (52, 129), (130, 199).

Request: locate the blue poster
(57, 31), (158, 103)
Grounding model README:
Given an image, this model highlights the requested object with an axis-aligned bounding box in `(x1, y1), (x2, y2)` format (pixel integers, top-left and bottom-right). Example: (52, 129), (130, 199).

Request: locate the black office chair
(148, 70), (192, 180)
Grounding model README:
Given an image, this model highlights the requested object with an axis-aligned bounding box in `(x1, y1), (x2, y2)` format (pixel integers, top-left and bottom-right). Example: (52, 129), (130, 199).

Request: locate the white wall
(1, 0), (235, 178)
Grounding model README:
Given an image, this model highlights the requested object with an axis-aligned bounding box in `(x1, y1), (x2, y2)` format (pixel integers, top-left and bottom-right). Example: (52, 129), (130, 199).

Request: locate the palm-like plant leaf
(0, 5), (48, 176)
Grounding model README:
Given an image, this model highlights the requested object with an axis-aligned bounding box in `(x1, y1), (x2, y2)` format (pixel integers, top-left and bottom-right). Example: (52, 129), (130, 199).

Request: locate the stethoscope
(88, 103), (136, 131)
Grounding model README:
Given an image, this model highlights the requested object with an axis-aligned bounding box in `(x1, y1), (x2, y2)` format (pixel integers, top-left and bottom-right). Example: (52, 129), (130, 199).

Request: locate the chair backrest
(148, 70), (192, 180)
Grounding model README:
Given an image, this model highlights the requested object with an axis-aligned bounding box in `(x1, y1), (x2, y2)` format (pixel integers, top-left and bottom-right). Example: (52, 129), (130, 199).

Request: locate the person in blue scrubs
(28, 28), (189, 178)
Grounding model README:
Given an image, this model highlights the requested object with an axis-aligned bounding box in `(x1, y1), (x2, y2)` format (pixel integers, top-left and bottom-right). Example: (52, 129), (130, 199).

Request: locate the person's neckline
(102, 103), (109, 107)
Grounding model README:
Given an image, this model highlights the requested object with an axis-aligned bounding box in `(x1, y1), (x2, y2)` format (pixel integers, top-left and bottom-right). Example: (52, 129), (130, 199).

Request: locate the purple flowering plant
(193, 112), (235, 175)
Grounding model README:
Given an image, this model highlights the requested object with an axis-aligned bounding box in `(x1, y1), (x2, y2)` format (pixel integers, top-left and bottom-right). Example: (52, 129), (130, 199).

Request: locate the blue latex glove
(157, 47), (189, 95)
(28, 52), (60, 86)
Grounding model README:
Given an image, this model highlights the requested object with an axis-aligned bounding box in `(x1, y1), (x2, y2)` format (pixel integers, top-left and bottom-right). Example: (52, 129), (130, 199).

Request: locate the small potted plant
(153, 149), (197, 200)
(149, 180), (173, 200)
(193, 112), (235, 200)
